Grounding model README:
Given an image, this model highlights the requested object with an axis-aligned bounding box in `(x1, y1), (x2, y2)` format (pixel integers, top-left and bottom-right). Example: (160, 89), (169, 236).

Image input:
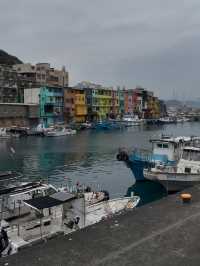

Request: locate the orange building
(64, 87), (87, 122)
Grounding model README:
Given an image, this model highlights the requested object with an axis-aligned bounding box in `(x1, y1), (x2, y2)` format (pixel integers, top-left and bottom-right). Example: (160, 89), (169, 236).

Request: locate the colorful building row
(23, 83), (166, 126)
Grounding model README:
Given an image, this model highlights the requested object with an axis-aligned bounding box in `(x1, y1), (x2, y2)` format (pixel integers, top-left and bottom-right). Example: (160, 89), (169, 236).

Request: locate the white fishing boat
(84, 195), (140, 227)
(122, 114), (141, 126)
(64, 192), (140, 229)
(81, 122), (92, 129)
(0, 187), (139, 256)
(44, 127), (76, 137)
(144, 146), (200, 192)
(159, 117), (177, 124)
(0, 128), (10, 139)
(0, 181), (58, 220)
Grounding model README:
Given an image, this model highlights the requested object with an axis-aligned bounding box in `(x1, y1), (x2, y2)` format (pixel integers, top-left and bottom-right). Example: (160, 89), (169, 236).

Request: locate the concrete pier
(2, 186), (200, 266)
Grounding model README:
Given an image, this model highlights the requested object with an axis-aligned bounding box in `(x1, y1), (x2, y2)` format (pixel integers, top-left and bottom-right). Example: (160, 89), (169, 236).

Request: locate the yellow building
(148, 96), (160, 119)
(64, 87), (87, 123)
(93, 88), (112, 119)
(152, 97), (160, 118)
(74, 89), (87, 122)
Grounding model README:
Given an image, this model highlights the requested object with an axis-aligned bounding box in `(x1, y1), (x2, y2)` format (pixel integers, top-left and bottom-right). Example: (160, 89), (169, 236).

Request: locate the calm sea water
(1, 122), (200, 205)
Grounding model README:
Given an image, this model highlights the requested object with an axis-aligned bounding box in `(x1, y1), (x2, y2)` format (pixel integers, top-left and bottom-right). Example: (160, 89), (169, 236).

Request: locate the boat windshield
(182, 149), (200, 161)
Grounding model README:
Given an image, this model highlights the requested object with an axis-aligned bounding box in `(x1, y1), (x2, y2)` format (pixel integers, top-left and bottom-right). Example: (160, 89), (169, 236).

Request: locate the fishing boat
(80, 122), (92, 130)
(159, 117), (176, 124)
(117, 135), (197, 181)
(44, 127), (76, 137)
(0, 181), (58, 220)
(0, 128), (11, 139)
(144, 146), (200, 192)
(93, 121), (121, 130)
(0, 187), (139, 255)
(122, 114), (141, 126)
(64, 192), (140, 230)
(0, 171), (21, 185)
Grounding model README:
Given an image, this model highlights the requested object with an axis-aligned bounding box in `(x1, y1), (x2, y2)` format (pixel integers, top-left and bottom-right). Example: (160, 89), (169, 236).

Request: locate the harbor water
(1, 122), (200, 205)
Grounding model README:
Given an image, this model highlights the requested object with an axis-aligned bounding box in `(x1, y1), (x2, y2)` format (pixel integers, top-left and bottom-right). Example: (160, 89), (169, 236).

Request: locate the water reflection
(126, 181), (167, 206)
(0, 122), (199, 202)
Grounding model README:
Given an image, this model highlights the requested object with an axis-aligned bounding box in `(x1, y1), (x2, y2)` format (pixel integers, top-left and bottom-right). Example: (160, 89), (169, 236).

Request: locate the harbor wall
(0, 103), (39, 127)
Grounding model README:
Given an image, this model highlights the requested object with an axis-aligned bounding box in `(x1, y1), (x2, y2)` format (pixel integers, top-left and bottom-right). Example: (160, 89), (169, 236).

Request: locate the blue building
(39, 86), (64, 127)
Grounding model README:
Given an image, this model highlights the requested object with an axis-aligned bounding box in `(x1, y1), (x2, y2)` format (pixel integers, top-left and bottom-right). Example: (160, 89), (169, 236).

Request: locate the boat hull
(144, 170), (200, 192)
(64, 196), (140, 231)
(45, 132), (68, 137)
(127, 160), (153, 181)
(158, 179), (200, 192)
(85, 196), (140, 226)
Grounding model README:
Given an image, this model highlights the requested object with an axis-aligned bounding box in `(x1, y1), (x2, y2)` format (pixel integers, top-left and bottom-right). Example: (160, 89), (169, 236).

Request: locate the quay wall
(0, 103), (39, 127)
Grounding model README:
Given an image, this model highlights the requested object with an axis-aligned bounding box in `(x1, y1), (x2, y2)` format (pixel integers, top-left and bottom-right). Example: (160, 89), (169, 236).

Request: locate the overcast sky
(1, 0), (200, 100)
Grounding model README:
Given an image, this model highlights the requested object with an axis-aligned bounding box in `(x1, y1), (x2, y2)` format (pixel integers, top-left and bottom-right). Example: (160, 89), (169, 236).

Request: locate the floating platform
(3, 185), (200, 265)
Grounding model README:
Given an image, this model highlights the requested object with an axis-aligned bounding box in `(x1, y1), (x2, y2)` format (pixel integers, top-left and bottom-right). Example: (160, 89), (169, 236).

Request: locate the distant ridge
(166, 99), (200, 109)
(0, 49), (22, 65)
(165, 100), (183, 107)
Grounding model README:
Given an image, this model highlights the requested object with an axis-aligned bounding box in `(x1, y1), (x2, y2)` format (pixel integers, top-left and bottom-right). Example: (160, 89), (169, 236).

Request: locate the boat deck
(3, 185), (200, 265)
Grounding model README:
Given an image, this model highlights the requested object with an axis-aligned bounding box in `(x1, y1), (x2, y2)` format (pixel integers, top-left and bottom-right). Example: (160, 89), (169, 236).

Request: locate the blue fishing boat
(117, 135), (195, 181)
(93, 121), (121, 130)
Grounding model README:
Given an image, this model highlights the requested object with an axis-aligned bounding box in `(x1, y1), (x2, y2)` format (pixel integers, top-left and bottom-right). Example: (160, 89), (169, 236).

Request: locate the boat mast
(83, 194), (86, 227)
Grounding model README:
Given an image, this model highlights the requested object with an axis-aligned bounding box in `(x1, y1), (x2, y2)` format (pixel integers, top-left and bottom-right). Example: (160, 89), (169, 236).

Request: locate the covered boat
(0, 181), (58, 220)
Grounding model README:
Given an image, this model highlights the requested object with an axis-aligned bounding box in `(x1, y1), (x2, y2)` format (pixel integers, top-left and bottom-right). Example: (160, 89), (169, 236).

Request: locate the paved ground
(2, 186), (200, 266)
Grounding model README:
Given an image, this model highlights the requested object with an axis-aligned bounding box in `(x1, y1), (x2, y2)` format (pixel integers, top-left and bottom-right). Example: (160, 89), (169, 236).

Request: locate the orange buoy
(180, 193), (192, 203)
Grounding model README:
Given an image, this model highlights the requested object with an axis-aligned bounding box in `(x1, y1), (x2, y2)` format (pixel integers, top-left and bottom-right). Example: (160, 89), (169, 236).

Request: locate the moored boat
(0, 181), (58, 220)
(117, 135), (197, 181)
(159, 117), (176, 124)
(0, 185), (139, 256)
(93, 121), (121, 130)
(122, 114), (142, 126)
(44, 127), (76, 137)
(64, 192), (140, 229)
(144, 146), (200, 192)
(0, 128), (11, 139)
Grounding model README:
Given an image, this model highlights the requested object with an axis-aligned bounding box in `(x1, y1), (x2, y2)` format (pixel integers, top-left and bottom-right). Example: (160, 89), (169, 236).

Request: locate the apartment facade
(117, 87), (125, 116)
(64, 87), (87, 123)
(14, 63), (68, 87)
(0, 65), (19, 103)
(24, 86), (64, 127)
(77, 82), (115, 121)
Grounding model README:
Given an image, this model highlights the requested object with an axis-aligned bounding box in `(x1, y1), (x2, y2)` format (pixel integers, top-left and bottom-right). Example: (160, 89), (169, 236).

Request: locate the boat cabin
(0, 182), (57, 220)
(150, 136), (192, 162)
(178, 147), (200, 174)
(181, 147), (200, 161)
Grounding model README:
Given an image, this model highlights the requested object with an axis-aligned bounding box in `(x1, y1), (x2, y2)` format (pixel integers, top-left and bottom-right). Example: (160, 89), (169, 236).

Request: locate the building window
(157, 144), (163, 148)
(163, 144), (169, 149)
(185, 167), (191, 173)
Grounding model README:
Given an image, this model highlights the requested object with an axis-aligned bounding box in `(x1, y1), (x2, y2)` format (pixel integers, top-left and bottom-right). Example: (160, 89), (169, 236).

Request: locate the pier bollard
(180, 193), (192, 203)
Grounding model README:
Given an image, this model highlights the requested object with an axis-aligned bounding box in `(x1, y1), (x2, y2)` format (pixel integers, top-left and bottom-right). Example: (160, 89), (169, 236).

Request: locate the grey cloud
(1, 0), (200, 99)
